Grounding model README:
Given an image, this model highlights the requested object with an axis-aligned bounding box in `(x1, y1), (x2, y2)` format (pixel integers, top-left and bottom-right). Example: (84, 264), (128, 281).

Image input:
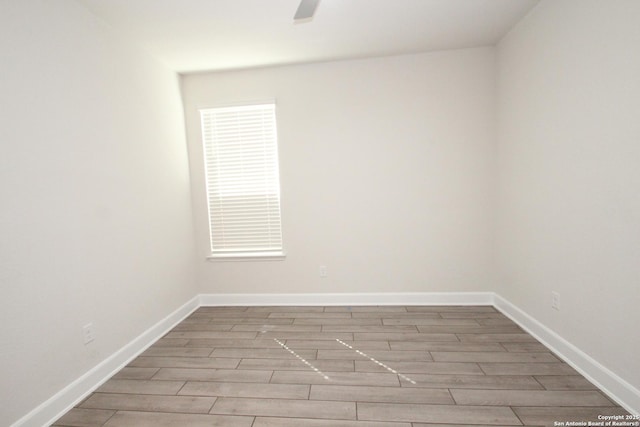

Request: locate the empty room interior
(1, 0), (639, 426)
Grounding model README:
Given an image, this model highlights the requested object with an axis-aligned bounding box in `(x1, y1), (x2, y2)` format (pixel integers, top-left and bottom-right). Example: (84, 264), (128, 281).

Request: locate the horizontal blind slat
(201, 103), (283, 253)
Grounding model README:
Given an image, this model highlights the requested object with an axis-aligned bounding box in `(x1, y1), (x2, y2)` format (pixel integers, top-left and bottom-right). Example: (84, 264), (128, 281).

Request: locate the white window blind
(200, 103), (283, 257)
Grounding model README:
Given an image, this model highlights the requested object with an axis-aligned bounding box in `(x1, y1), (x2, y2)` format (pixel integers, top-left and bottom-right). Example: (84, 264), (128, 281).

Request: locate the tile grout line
(100, 409), (117, 427)
(446, 387), (457, 405)
(477, 362), (488, 376)
(532, 375), (546, 390)
(510, 405), (526, 426)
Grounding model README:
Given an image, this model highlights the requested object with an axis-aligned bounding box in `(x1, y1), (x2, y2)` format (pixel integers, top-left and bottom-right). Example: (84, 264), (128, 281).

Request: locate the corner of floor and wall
(2, 1), (639, 426)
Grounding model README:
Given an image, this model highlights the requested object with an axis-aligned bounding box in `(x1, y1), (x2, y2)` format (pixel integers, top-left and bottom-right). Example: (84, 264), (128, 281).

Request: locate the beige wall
(0, 1), (197, 424)
(496, 0), (640, 393)
(182, 48), (497, 295)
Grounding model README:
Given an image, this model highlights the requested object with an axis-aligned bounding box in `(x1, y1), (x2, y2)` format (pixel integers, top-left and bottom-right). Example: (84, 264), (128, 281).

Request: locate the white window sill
(206, 251), (286, 262)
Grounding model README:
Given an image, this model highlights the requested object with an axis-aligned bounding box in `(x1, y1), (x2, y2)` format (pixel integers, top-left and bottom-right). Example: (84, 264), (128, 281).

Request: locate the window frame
(199, 102), (285, 261)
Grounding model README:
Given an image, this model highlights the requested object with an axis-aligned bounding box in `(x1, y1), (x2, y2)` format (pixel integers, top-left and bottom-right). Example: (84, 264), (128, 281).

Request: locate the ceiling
(77, 0), (539, 74)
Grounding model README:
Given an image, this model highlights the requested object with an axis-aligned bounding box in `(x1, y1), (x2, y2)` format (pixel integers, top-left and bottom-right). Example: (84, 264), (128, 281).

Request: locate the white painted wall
(0, 1), (196, 424)
(5, 0), (637, 422)
(182, 48), (497, 295)
(496, 0), (640, 394)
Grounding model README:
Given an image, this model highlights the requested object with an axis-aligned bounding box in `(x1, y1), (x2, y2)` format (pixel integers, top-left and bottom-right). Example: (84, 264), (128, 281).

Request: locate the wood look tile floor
(53, 306), (630, 427)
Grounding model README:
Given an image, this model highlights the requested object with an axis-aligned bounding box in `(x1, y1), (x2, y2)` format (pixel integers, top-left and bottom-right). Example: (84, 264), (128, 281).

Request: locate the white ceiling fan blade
(294, 0), (320, 21)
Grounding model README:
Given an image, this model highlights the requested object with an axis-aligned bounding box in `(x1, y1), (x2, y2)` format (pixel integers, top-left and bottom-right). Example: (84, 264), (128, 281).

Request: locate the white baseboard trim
(493, 293), (640, 415)
(11, 296), (200, 427)
(198, 292), (494, 307)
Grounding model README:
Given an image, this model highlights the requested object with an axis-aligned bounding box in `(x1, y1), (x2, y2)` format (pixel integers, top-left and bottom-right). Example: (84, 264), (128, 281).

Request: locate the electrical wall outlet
(83, 323), (95, 344)
(551, 292), (560, 311)
(319, 265), (327, 278)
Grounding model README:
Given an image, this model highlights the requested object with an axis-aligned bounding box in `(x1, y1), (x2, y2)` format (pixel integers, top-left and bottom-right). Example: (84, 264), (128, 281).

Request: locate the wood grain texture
(53, 306), (629, 426)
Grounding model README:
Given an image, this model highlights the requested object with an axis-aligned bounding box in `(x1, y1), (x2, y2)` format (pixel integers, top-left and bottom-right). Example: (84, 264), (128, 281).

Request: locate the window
(200, 103), (284, 259)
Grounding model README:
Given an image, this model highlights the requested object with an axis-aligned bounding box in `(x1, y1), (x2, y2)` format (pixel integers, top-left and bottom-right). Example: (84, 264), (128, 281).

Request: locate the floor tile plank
(258, 331), (355, 340)
(354, 332), (459, 342)
(253, 417), (411, 427)
(323, 325), (420, 333)
(195, 312), (267, 319)
(52, 408), (115, 427)
(534, 375), (598, 390)
(351, 312), (441, 319)
(271, 370), (401, 386)
(247, 306), (325, 312)
(111, 367), (159, 380)
(357, 402), (522, 425)
(152, 368), (273, 382)
(285, 340), (391, 350)
(269, 312), (353, 318)
(153, 338), (190, 347)
(80, 393), (217, 414)
(141, 347), (213, 357)
(325, 307), (408, 313)
(172, 323), (234, 332)
(479, 362), (579, 375)
(165, 331), (258, 340)
(238, 358), (354, 372)
(500, 342), (550, 352)
(209, 317), (294, 324)
(382, 318), (480, 326)
(295, 318), (384, 325)
(418, 326), (523, 334)
(450, 389), (615, 406)
(439, 312), (507, 319)
(102, 411), (254, 427)
(355, 361), (484, 375)
(405, 306), (497, 313)
(231, 324), (322, 332)
(398, 373), (543, 389)
(210, 348), (317, 359)
(129, 356), (240, 369)
(96, 379), (185, 395)
(211, 397), (356, 420)
(179, 381), (309, 399)
(477, 318), (520, 326)
(185, 338), (282, 348)
(310, 384), (453, 404)
(431, 351), (559, 363)
(318, 349), (433, 362)
(388, 342), (505, 352)
(457, 333), (536, 342)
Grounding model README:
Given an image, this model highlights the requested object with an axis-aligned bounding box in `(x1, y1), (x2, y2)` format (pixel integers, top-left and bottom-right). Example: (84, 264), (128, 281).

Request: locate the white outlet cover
(551, 292), (560, 310)
(319, 266), (327, 278)
(83, 323), (95, 344)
